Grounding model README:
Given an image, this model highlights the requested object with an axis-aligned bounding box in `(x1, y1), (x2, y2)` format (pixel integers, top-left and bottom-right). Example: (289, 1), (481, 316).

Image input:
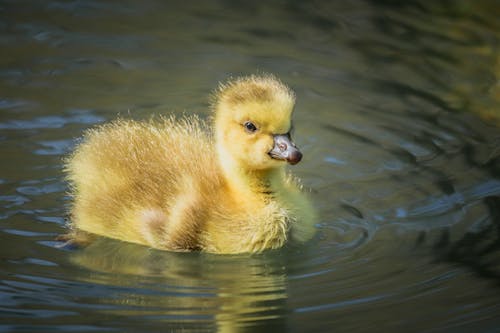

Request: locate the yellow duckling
(64, 74), (316, 254)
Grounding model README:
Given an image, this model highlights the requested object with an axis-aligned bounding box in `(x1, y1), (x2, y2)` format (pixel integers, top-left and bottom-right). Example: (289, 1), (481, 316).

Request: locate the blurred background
(0, 1), (499, 332)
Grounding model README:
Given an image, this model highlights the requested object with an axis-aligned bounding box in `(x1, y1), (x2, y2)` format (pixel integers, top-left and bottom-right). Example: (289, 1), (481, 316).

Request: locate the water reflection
(69, 238), (288, 332)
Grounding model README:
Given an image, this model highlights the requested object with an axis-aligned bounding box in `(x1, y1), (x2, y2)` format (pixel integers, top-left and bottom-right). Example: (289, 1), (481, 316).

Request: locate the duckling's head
(213, 75), (302, 172)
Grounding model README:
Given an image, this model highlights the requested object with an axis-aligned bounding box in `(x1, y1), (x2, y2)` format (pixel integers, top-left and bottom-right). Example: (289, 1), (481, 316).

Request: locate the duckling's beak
(268, 134), (303, 165)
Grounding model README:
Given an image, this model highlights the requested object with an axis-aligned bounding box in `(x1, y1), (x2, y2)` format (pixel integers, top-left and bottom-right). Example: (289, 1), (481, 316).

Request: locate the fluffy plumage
(64, 74), (316, 254)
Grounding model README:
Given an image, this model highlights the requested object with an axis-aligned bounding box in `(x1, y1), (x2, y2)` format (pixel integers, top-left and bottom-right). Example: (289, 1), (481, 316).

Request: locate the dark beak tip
(287, 150), (303, 165)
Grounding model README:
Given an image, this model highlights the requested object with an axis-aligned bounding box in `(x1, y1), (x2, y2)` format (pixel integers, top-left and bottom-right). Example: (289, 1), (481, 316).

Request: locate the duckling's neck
(218, 155), (285, 202)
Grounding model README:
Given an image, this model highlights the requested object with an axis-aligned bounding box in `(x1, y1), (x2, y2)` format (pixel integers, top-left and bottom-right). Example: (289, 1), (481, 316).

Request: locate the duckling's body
(65, 75), (316, 254)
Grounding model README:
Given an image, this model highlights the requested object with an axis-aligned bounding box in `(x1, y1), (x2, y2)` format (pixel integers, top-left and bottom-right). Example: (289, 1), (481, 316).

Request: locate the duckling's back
(65, 116), (222, 249)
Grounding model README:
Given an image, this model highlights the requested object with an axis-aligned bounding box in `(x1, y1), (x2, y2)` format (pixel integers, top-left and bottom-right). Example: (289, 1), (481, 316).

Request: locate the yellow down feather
(64, 74), (316, 254)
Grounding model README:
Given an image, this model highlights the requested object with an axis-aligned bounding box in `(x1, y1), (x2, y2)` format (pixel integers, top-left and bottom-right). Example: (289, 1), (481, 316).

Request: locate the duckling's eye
(243, 121), (258, 133)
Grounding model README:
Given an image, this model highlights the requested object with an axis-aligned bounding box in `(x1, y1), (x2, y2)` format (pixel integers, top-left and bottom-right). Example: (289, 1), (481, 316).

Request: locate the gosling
(64, 74), (316, 254)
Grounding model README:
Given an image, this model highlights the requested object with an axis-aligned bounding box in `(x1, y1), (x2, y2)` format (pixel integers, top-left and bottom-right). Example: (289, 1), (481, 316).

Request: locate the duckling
(64, 74), (316, 254)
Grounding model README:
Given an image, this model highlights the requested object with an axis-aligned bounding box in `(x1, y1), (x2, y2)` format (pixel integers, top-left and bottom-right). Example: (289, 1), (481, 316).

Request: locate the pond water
(1, 1), (500, 332)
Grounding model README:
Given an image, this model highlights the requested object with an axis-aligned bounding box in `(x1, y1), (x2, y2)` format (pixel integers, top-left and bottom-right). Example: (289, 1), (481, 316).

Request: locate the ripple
(324, 156), (347, 165)
(295, 294), (388, 313)
(0, 195), (30, 209)
(0, 307), (76, 318)
(17, 183), (65, 196)
(9, 258), (58, 267)
(2, 229), (53, 237)
(34, 140), (73, 155)
(0, 325), (105, 332)
(0, 109), (104, 130)
(0, 98), (36, 110)
(36, 216), (65, 224)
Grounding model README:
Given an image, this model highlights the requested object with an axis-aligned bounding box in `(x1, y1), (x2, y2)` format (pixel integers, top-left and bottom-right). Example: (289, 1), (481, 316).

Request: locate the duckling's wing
(65, 115), (219, 245)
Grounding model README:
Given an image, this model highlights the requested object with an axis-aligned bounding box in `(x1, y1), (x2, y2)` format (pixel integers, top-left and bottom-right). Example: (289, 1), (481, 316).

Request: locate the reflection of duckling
(64, 75), (316, 254)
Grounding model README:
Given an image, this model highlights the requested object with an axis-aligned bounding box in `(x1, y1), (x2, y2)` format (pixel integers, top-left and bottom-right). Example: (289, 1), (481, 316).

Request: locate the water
(1, 1), (500, 332)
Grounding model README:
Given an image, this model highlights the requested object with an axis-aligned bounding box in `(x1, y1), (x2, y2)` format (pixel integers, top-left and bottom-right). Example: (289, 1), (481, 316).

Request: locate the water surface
(1, 1), (500, 332)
